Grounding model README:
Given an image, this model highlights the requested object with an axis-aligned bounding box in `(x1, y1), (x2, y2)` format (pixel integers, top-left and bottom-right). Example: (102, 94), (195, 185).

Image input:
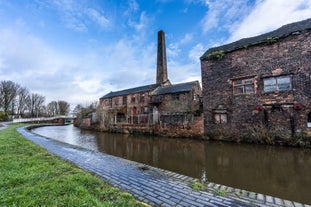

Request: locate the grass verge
(0, 123), (147, 207)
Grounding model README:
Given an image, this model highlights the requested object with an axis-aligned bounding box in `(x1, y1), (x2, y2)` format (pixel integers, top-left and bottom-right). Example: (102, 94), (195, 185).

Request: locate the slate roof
(150, 81), (198, 96)
(201, 18), (311, 60)
(100, 84), (159, 99)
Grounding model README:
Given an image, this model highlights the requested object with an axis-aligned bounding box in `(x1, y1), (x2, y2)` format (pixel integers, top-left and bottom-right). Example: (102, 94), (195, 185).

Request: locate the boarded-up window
(214, 113), (227, 124)
(213, 104), (228, 124)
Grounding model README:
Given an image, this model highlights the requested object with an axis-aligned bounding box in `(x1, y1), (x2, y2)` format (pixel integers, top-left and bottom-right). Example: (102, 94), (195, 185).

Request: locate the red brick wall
(201, 30), (311, 140)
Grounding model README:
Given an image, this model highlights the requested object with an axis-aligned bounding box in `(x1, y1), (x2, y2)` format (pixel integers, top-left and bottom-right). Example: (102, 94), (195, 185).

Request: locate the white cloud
(201, 0), (253, 33)
(180, 33), (193, 45)
(189, 43), (205, 63)
(228, 0), (311, 42)
(85, 8), (110, 28)
(41, 0), (111, 32)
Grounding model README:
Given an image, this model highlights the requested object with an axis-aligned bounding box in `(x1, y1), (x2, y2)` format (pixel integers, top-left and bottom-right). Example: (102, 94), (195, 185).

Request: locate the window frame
(263, 75), (292, 92)
(308, 112), (311, 128)
(122, 96), (127, 105)
(171, 93), (180, 100)
(214, 113), (228, 124)
(232, 77), (255, 95)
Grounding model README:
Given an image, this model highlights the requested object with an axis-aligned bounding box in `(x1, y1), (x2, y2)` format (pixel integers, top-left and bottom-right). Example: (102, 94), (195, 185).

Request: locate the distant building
(98, 31), (203, 137)
(201, 18), (311, 143)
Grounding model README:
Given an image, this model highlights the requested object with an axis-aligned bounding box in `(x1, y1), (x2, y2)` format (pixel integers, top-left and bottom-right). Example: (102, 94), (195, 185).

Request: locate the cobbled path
(17, 126), (310, 207)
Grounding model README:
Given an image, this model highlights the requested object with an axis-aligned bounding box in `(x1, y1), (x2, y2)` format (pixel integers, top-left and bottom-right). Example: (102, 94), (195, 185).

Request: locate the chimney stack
(156, 30), (171, 86)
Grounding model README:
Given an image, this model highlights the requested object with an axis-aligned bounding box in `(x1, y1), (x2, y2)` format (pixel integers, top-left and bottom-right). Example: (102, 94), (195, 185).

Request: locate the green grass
(0, 124), (147, 207)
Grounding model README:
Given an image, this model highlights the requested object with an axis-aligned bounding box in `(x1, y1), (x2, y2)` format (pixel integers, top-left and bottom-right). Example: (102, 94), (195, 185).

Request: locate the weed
(207, 50), (225, 60)
(214, 189), (229, 197)
(191, 180), (205, 191)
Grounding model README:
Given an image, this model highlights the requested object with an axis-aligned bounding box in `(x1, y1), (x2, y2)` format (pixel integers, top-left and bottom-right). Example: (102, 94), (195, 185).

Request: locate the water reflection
(32, 125), (311, 204)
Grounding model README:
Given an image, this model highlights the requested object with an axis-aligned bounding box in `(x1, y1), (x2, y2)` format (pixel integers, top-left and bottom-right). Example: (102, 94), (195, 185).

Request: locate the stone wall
(201, 30), (311, 143)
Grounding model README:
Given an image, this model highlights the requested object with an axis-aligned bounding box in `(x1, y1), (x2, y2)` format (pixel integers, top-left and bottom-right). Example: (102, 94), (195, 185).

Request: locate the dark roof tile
(201, 18), (311, 60)
(150, 81), (198, 96)
(101, 84), (159, 99)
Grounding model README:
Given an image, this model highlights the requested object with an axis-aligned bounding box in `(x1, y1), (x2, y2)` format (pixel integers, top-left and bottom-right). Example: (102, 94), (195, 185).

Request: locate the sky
(0, 0), (311, 108)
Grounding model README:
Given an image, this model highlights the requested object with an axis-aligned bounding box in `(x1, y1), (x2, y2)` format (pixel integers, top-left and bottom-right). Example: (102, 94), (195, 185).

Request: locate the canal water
(32, 125), (311, 204)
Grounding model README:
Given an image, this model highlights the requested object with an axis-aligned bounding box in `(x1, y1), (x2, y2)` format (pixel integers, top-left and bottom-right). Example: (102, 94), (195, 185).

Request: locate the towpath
(17, 126), (310, 207)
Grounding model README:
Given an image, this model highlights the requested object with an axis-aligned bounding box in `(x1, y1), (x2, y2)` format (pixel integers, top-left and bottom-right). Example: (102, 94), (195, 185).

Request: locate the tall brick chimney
(156, 30), (171, 86)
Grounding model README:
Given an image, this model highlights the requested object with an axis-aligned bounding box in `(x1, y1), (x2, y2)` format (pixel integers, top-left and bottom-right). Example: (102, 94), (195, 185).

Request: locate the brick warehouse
(97, 31), (203, 137)
(201, 18), (311, 144)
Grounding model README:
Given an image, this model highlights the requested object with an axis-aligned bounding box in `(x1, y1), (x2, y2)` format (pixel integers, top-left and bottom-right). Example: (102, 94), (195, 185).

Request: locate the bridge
(12, 116), (76, 125)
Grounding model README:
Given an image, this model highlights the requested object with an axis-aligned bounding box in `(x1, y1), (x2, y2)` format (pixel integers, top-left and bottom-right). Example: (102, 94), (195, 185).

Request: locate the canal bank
(18, 126), (310, 207)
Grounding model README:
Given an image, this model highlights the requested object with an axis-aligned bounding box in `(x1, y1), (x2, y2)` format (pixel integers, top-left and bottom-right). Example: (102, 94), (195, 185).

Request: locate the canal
(32, 124), (311, 204)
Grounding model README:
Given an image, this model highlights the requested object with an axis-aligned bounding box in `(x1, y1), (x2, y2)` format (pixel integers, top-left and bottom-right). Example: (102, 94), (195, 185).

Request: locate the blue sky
(0, 0), (310, 107)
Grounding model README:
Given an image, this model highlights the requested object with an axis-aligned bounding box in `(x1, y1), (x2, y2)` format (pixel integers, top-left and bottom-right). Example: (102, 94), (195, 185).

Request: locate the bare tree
(46, 101), (58, 116)
(26, 93), (45, 117)
(58, 100), (70, 115)
(0, 80), (20, 115)
(46, 100), (70, 116)
(16, 86), (30, 117)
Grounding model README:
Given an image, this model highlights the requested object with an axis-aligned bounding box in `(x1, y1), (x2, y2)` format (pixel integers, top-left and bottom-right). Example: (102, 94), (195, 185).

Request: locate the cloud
(228, 0), (311, 42)
(180, 33), (193, 45)
(85, 8), (110, 28)
(201, 0), (253, 33)
(188, 43), (205, 63)
(41, 0), (111, 32)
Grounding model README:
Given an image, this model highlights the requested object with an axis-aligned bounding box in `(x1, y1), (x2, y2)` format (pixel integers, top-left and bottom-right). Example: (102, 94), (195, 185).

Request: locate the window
(140, 93), (145, 103)
(264, 76), (291, 92)
(114, 97), (119, 106)
(308, 112), (311, 128)
(131, 96), (136, 103)
(213, 104), (227, 124)
(123, 96), (127, 105)
(214, 113), (227, 124)
(233, 78), (254, 94)
(109, 98), (112, 107)
(172, 94), (180, 100)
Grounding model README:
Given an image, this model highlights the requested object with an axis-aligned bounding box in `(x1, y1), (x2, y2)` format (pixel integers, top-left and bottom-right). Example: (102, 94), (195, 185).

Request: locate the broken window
(264, 76), (291, 92)
(233, 78), (254, 94)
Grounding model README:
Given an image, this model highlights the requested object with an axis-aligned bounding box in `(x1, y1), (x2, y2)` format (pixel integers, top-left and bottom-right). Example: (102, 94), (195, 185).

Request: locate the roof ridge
(201, 18), (311, 60)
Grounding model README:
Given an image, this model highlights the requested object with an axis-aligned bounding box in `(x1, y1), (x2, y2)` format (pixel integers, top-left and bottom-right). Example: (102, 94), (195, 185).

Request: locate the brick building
(201, 18), (311, 143)
(98, 31), (203, 137)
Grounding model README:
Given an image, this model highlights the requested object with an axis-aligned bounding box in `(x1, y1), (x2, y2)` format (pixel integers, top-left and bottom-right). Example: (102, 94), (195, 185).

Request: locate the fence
(13, 116), (75, 123)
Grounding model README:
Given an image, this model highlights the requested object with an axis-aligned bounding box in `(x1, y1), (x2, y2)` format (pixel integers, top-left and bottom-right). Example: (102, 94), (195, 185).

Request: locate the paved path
(0, 121), (10, 130)
(17, 126), (310, 207)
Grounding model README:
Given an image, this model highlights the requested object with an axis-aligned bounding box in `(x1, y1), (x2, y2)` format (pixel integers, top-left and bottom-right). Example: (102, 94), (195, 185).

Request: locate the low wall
(106, 115), (204, 138)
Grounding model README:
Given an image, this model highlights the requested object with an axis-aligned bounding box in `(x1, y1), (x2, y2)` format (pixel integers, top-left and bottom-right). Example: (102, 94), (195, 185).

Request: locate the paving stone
(17, 127), (308, 207)
(274, 197), (284, 206)
(266, 195), (274, 203)
(284, 200), (294, 207)
(293, 202), (304, 207)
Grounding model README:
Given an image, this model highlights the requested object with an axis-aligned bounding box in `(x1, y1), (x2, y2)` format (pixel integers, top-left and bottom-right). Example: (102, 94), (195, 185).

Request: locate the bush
(0, 112), (8, 121)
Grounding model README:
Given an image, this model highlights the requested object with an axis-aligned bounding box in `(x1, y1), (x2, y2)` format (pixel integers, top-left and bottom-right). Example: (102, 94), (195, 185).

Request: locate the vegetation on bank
(206, 124), (311, 148)
(0, 124), (146, 207)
